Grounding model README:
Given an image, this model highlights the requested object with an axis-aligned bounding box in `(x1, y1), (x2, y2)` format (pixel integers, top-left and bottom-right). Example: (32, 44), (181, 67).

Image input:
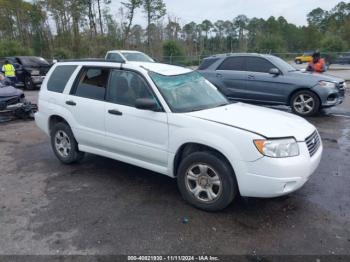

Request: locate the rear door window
(246, 57), (275, 73)
(73, 67), (110, 101)
(47, 65), (77, 93)
(217, 57), (246, 71)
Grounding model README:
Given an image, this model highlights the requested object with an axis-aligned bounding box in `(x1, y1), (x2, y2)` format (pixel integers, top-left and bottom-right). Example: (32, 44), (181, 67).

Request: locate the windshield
(121, 52), (154, 62)
(149, 71), (228, 113)
(19, 57), (49, 67)
(269, 56), (297, 72)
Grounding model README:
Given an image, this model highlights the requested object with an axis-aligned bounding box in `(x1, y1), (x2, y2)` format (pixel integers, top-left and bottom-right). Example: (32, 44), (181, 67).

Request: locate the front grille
(338, 82), (346, 97)
(6, 97), (20, 106)
(305, 130), (321, 157)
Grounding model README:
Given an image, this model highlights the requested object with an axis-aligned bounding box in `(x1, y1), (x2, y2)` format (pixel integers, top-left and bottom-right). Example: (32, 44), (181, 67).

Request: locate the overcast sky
(108, 0), (343, 26)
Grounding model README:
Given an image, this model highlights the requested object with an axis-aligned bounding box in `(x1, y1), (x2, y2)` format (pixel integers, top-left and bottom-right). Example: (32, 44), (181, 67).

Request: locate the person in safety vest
(306, 52), (326, 73)
(2, 60), (16, 85)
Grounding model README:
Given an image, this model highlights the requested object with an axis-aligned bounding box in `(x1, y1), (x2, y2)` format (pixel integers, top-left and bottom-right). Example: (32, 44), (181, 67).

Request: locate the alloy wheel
(185, 163), (222, 203)
(54, 130), (71, 158)
(293, 94), (315, 115)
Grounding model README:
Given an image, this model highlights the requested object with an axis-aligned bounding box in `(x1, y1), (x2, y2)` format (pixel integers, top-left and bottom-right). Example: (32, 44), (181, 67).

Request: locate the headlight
(254, 138), (299, 158)
(319, 81), (336, 88)
(31, 70), (40, 76)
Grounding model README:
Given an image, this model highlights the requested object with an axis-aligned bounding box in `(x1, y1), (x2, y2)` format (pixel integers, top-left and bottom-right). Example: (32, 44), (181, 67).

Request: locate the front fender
(167, 115), (264, 177)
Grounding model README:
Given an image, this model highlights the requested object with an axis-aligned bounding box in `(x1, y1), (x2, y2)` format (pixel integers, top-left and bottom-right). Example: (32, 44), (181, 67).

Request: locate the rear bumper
(34, 111), (49, 135)
(237, 141), (323, 198)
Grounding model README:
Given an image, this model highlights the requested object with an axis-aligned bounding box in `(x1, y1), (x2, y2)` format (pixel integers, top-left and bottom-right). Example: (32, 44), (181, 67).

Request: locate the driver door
(245, 57), (289, 104)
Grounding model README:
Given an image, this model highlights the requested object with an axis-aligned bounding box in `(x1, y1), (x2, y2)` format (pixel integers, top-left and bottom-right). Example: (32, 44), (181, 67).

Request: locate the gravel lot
(0, 82), (350, 256)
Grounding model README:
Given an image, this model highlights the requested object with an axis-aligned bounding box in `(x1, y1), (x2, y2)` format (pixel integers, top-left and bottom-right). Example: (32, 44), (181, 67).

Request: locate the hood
(0, 86), (24, 98)
(186, 103), (315, 141)
(289, 70), (344, 83)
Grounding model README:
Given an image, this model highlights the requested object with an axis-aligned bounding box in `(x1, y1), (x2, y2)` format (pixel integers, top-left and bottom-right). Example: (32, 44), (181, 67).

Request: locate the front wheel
(291, 90), (320, 117)
(295, 59), (302, 64)
(177, 151), (237, 212)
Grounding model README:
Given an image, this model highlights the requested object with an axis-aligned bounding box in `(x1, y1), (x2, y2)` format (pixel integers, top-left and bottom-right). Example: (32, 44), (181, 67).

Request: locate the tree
(121, 0), (142, 47)
(307, 8), (328, 32)
(321, 37), (347, 52)
(163, 40), (184, 64)
(234, 15), (249, 51)
(165, 17), (181, 40)
(201, 19), (213, 39)
(142, 0), (166, 51)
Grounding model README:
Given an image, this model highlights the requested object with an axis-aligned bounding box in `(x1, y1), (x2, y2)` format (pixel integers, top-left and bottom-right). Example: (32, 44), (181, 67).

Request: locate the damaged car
(0, 74), (37, 122)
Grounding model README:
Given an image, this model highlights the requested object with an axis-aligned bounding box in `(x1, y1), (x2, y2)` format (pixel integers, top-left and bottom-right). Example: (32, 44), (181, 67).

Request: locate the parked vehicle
(295, 51), (313, 64)
(0, 56), (51, 90)
(35, 60), (322, 211)
(198, 53), (346, 117)
(105, 50), (155, 63)
(0, 76), (37, 121)
(0, 84), (25, 111)
(331, 52), (350, 65)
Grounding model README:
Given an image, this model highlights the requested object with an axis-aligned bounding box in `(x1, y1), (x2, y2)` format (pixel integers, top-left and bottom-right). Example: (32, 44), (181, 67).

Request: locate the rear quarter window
(198, 58), (220, 70)
(47, 65), (77, 93)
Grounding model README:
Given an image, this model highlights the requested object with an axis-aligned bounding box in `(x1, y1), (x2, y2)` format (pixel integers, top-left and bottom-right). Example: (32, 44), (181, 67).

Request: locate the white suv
(105, 50), (154, 64)
(35, 60), (323, 211)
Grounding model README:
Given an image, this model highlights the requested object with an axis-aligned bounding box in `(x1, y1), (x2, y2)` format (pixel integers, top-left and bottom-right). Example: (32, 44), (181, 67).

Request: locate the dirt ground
(0, 87), (349, 257)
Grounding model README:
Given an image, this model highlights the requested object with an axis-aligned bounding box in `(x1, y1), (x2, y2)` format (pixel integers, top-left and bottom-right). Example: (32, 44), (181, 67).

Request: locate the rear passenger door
(104, 69), (169, 172)
(215, 56), (248, 101)
(65, 67), (109, 148)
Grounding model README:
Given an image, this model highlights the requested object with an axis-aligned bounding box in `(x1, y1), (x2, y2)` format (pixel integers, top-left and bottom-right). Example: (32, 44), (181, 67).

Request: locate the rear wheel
(177, 151), (237, 211)
(50, 122), (84, 164)
(291, 90), (320, 117)
(295, 59), (302, 64)
(24, 76), (35, 90)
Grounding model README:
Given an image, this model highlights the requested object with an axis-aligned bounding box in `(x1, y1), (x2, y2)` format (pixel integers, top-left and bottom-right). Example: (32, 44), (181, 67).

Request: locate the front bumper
(237, 140), (323, 198)
(314, 82), (346, 107)
(31, 75), (45, 86)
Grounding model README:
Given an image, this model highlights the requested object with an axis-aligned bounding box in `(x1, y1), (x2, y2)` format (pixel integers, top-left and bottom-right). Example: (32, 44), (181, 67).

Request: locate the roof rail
(60, 58), (120, 63)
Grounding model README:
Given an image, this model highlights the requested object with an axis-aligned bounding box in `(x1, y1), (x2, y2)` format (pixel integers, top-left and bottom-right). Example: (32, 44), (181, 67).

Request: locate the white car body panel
(186, 102), (315, 141)
(35, 61), (323, 198)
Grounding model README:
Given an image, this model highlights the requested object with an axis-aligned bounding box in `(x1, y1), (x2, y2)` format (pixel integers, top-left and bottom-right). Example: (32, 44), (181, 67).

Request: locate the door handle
(216, 73), (223, 78)
(66, 100), (76, 106)
(248, 75), (255, 79)
(108, 109), (123, 116)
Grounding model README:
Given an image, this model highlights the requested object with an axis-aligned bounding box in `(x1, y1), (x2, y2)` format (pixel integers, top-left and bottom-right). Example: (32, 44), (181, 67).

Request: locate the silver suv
(198, 53), (346, 117)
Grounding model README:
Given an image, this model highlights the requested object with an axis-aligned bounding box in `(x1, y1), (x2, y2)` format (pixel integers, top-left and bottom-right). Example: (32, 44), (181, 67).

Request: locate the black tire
(24, 75), (35, 90)
(290, 90), (320, 117)
(50, 122), (84, 164)
(295, 59), (302, 64)
(177, 151), (237, 212)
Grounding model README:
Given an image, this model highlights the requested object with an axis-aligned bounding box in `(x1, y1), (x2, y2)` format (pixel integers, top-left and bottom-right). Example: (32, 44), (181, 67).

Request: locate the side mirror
(269, 68), (280, 76)
(135, 98), (160, 111)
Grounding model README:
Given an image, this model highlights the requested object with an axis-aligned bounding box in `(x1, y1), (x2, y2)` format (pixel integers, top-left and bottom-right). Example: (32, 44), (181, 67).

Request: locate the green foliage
(321, 37), (347, 52)
(163, 40), (184, 57)
(256, 35), (286, 53)
(0, 40), (33, 57)
(52, 48), (73, 59)
(0, 0), (349, 62)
